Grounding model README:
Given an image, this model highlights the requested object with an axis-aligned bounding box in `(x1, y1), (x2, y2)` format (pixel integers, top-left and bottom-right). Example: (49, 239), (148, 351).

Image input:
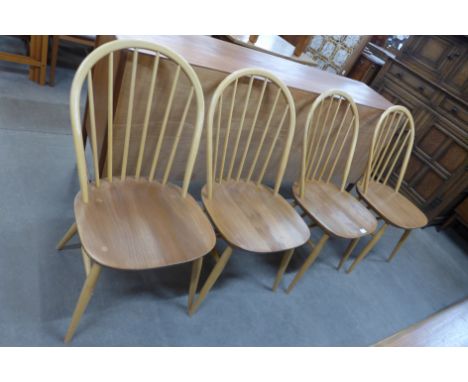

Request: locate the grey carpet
(0, 36), (467, 346)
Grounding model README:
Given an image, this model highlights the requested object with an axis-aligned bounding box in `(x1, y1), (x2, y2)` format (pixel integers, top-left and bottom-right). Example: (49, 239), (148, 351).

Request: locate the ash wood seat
(346, 106), (428, 273)
(202, 181), (309, 253)
(274, 90), (378, 293)
(356, 181), (427, 229)
(189, 68), (309, 315)
(293, 180), (376, 238)
(76, 179), (215, 270)
(57, 39), (215, 343)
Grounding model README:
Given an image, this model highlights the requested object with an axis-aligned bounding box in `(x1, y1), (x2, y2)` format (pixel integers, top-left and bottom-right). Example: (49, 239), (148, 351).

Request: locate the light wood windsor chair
(273, 89), (378, 292)
(188, 68), (310, 315)
(346, 105), (428, 273)
(59, 39), (216, 343)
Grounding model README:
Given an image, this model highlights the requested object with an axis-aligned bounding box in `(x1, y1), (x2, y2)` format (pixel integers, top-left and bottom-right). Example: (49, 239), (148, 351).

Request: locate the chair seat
(293, 180), (377, 239)
(201, 181), (310, 253)
(357, 181), (428, 229)
(74, 179), (216, 270)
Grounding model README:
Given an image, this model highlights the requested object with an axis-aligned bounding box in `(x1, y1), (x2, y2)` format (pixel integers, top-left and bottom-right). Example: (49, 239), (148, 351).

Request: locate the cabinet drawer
(388, 63), (438, 104)
(437, 95), (468, 130)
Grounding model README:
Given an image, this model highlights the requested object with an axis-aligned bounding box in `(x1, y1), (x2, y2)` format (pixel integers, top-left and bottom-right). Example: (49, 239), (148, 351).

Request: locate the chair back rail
(299, 90), (360, 197)
(363, 105), (415, 193)
(69, 39), (205, 203)
(205, 68), (296, 199)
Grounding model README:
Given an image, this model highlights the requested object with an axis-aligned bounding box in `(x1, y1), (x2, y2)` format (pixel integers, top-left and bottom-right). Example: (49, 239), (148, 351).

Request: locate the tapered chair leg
(347, 223), (388, 274)
(387, 229), (411, 262)
(64, 263), (102, 343)
(189, 246), (233, 316)
(210, 248), (220, 262)
(188, 257), (203, 310)
(81, 247), (92, 276)
(287, 234), (329, 293)
(272, 248), (295, 292)
(337, 238), (360, 270)
(56, 222), (78, 250)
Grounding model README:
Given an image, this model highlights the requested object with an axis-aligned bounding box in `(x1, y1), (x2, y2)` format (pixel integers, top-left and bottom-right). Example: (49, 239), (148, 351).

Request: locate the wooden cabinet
(372, 36), (468, 225)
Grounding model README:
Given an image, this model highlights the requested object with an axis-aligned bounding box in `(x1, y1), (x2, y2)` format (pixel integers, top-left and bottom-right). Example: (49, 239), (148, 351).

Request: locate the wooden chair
(49, 35), (96, 85)
(188, 68), (310, 315)
(346, 105), (428, 273)
(274, 90), (378, 292)
(58, 39), (216, 342)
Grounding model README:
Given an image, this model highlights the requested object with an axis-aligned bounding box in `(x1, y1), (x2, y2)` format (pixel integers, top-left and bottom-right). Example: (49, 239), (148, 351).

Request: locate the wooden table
(0, 35), (49, 85)
(88, 35), (393, 188)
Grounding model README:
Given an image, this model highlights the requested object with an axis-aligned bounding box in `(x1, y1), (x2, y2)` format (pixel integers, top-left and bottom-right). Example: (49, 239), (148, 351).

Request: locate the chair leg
(189, 246), (233, 316)
(210, 248), (220, 262)
(272, 248), (295, 292)
(337, 238), (360, 270)
(286, 233), (329, 294)
(347, 223), (388, 274)
(387, 229), (411, 262)
(188, 257), (203, 311)
(56, 222), (78, 250)
(49, 35), (60, 86)
(81, 247), (92, 276)
(64, 263), (102, 343)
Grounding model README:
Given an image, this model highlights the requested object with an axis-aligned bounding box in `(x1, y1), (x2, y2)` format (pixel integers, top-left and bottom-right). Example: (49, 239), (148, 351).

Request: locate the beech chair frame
(58, 39), (212, 343)
(272, 89), (375, 292)
(346, 105), (423, 273)
(189, 68), (308, 314)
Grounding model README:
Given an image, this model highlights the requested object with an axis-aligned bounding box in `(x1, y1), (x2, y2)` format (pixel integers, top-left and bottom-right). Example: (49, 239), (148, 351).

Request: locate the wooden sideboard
(87, 35), (392, 193)
(372, 36), (468, 225)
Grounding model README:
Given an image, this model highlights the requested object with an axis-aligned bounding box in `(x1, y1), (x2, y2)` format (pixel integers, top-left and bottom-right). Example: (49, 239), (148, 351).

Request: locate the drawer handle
(447, 52), (461, 61)
(418, 86), (425, 93)
(396, 72), (403, 79)
(451, 107), (458, 115)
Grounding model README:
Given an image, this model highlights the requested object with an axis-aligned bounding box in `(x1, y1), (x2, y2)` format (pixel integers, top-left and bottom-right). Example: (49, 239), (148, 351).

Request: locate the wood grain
(293, 180), (377, 239)
(375, 298), (468, 346)
(357, 180), (428, 229)
(75, 179), (216, 270)
(202, 181), (309, 252)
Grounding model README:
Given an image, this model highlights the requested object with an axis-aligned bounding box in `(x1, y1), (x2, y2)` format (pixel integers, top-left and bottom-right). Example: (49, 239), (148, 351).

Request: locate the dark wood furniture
(440, 196), (468, 230)
(372, 36), (468, 225)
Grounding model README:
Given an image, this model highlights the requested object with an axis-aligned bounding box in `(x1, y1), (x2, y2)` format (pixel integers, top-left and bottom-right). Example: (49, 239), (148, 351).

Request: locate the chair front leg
(286, 233), (329, 293)
(347, 223), (388, 273)
(64, 263), (102, 343)
(81, 247), (92, 276)
(337, 238), (360, 270)
(272, 248), (295, 292)
(188, 257), (203, 311)
(387, 229), (411, 262)
(189, 246), (233, 316)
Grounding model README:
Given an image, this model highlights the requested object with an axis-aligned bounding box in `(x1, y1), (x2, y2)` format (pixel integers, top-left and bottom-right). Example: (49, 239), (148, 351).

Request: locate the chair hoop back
(69, 39), (205, 203)
(299, 89), (359, 197)
(362, 105), (415, 193)
(205, 68), (296, 198)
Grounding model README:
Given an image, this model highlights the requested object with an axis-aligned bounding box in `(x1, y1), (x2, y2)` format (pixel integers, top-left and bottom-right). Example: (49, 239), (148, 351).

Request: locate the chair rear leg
(387, 229), (411, 262)
(188, 257), (203, 311)
(56, 222), (78, 250)
(337, 238), (360, 270)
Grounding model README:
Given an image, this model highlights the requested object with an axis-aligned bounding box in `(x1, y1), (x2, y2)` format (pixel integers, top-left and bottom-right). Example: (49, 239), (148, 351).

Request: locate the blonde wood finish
(375, 298), (468, 347)
(81, 247), (92, 276)
(64, 263), (102, 343)
(75, 179), (216, 270)
(188, 257), (203, 310)
(202, 181), (309, 253)
(293, 181), (377, 239)
(65, 39), (215, 340)
(272, 248), (295, 292)
(337, 238), (360, 270)
(387, 229), (411, 262)
(88, 35), (393, 187)
(357, 181), (428, 229)
(56, 222), (78, 250)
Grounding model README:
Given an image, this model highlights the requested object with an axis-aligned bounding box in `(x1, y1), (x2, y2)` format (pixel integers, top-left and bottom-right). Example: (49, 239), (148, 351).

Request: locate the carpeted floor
(0, 37), (467, 346)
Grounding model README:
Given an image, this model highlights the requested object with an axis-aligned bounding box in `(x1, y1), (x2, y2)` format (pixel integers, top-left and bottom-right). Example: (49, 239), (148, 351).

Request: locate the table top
(117, 35), (393, 111)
